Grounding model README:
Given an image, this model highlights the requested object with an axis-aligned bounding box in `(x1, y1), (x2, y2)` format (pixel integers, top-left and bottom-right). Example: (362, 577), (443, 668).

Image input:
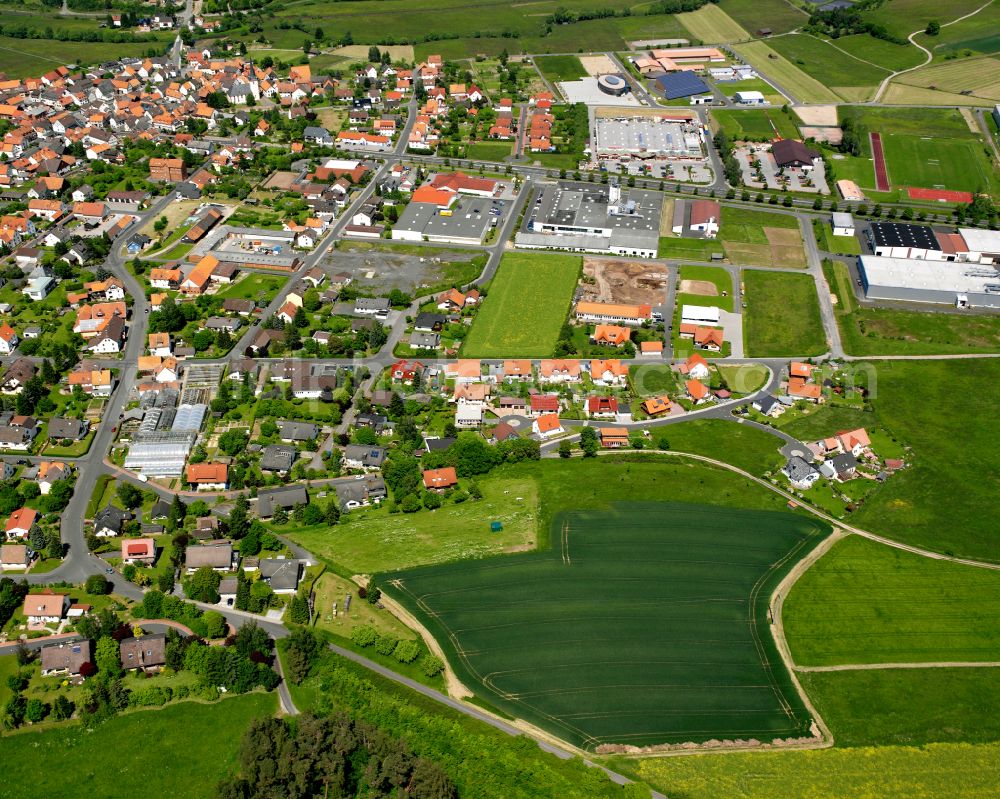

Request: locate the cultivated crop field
(676, 3), (751, 43)
(462, 252), (580, 358)
(534, 55), (588, 84)
(718, 0), (807, 35)
(784, 535), (1000, 665)
(765, 34), (891, 101)
(380, 501), (827, 750)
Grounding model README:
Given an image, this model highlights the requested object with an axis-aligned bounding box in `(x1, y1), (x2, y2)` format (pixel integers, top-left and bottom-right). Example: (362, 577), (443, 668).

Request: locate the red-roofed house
(532, 413), (563, 438)
(185, 462), (229, 490)
(423, 467), (458, 491)
(529, 393), (560, 416)
(586, 396), (619, 419)
(122, 538), (156, 566)
(5, 507), (37, 540)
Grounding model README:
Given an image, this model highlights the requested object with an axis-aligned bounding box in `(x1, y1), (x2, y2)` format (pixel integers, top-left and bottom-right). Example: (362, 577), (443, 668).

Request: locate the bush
(129, 686), (169, 707)
(85, 574), (112, 595)
(350, 625), (378, 648)
(374, 634), (398, 656)
(393, 639), (420, 664)
(420, 655), (444, 677)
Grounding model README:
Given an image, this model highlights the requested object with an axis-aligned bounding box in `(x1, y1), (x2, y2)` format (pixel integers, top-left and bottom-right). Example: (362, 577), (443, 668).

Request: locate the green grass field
(676, 3), (751, 43)
(815, 222), (862, 255)
(657, 236), (725, 260)
(832, 34), (927, 72)
(766, 34), (890, 100)
(216, 273), (287, 301)
(712, 108), (800, 141)
(462, 252), (580, 357)
(784, 535), (1000, 665)
(731, 41), (841, 103)
(724, 207), (799, 240)
(288, 475), (538, 576)
(0, 35), (161, 78)
(866, 0), (989, 42)
(743, 270), (827, 357)
(849, 359), (1000, 561)
(380, 501), (828, 750)
(614, 741), (1000, 799)
(1, 693), (276, 798)
(824, 260), (1000, 355)
(534, 55), (587, 83)
(879, 134), (999, 195)
(466, 141), (514, 161)
(799, 667), (1000, 747)
(718, 0), (807, 35)
(678, 264), (734, 311)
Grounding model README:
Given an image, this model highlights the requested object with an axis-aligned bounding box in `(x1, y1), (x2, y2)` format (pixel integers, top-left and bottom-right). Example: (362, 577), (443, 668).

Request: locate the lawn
(731, 41), (842, 103)
(462, 252), (580, 358)
(784, 535), (1000, 665)
(311, 571), (415, 640)
(1, 693), (276, 798)
(288, 475), (539, 576)
(799, 667), (1000, 747)
(717, 363), (769, 394)
(613, 741), (1000, 799)
(743, 270), (827, 357)
(824, 260), (1000, 356)
(379, 501), (828, 750)
(815, 221), (862, 256)
(216, 273), (288, 301)
(466, 141), (514, 162)
(678, 264), (734, 311)
(712, 108), (800, 141)
(534, 55), (587, 84)
(657, 236), (725, 261)
(865, 0), (989, 42)
(849, 359), (1000, 561)
(714, 78), (786, 106)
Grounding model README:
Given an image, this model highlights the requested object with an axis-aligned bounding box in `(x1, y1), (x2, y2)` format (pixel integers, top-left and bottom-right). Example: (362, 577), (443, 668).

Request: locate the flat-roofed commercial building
(858, 255), (1000, 309)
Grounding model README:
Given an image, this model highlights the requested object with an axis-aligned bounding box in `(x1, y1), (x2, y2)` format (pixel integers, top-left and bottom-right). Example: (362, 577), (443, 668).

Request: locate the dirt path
(873, 0), (995, 102)
(795, 660), (1000, 673)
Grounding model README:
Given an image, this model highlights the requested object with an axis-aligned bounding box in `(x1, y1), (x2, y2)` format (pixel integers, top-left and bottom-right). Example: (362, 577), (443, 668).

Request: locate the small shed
(832, 212), (856, 237)
(490, 521), (503, 533)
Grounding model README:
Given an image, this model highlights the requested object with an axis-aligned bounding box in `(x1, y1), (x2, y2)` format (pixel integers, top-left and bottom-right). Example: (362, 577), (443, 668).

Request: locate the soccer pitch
(380, 501), (828, 750)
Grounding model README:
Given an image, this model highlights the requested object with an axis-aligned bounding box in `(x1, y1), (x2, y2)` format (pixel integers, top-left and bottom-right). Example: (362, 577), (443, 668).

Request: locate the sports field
(784, 535), (1000, 666)
(462, 252), (580, 358)
(881, 134), (998, 195)
(743, 270), (826, 357)
(380, 501), (828, 750)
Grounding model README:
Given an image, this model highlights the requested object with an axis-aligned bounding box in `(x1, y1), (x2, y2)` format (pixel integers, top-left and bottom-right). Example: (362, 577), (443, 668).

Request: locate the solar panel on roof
(656, 72), (709, 100)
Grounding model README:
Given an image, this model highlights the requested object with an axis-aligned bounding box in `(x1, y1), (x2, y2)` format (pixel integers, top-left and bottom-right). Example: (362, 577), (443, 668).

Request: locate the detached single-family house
(186, 462), (229, 491)
(783, 456), (820, 489)
(121, 537), (156, 566)
(93, 504), (131, 537)
(533, 413), (563, 438)
(120, 634), (166, 671)
(185, 541), (236, 573)
(40, 640), (94, 676)
(423, 467), (458, 491)
(23, 591), (70, 627)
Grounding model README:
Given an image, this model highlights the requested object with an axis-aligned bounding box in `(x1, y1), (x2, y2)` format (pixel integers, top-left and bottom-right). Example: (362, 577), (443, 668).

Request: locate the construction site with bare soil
(580, 258), (670, 305)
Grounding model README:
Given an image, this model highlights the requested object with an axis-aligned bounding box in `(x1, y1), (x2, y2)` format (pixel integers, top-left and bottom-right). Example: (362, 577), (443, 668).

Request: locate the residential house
(0, 323), (18, 355)
(258, 558), (303, 594)
(256, 486), (308, 518)
(0, 543), (33, 571)
(783, 456), (820, 489)
(185, 541), (235, 572)
(422, 467), (458, 491)
(686, 379), (711, 404)
(23, 591), (70, 627)
(120, 634), (167, 671)
(277, 420), (319, 443)
(641, 395), (672, 417)
(342, 445), (387, 471)
(121, 537), (156, 566)
(586, 396), (619, 419)
(94, 504), (131, 537)
(532, 413), (563, 438)
(260, 445), (297, 474)
(37, 461), (70, 494)
(5, 507), (37, 540)
(186, 462), (228, 490)
(599, 428), (630, 448)
(40, 640), (93, 676)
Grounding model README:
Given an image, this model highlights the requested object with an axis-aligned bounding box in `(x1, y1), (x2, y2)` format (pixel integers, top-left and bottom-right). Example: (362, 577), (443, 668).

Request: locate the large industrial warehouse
(857, 255), (1000, 309)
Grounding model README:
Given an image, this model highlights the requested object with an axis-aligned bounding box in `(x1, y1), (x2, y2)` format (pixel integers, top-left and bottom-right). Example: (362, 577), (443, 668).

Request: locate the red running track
(870, 132), (890, 192)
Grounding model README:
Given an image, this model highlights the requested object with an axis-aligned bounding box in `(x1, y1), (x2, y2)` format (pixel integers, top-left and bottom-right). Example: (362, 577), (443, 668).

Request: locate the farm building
(857, 255), (1000, 309)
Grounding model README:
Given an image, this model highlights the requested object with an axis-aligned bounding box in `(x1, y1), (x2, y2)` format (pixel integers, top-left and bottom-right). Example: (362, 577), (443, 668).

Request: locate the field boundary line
(795, 660), (1000, 673)
(874, 0), (996, 101)
(558, 450), (1000, 571)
